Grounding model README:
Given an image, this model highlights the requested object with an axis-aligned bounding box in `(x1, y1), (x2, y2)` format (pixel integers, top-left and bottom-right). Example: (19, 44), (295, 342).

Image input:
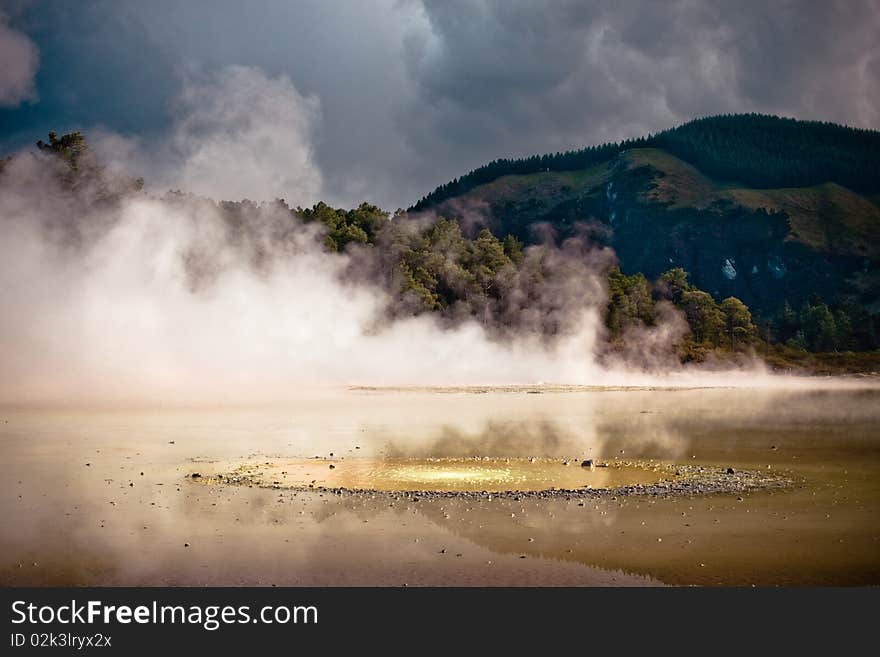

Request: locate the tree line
(6, 131), (878, 360)
(295, 199), (879, 356)
(412, 113), (880, 210)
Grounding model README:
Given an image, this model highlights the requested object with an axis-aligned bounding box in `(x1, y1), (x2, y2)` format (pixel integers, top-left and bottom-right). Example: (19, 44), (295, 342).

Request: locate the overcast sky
(1, 0), (878, 209)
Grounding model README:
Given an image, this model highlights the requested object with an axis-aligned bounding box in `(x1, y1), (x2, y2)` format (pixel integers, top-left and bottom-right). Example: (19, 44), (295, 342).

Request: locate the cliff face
(427, 148), (879, 316)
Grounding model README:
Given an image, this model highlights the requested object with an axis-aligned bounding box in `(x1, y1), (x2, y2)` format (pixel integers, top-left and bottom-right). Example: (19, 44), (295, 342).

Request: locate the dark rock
(191, 473), (202, 479)
(581, 459), (594, 468)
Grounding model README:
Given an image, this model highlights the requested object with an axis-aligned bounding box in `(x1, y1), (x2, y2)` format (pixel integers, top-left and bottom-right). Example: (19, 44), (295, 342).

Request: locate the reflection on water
(0, 386), (878, 585)
(199, 457), (665, 492)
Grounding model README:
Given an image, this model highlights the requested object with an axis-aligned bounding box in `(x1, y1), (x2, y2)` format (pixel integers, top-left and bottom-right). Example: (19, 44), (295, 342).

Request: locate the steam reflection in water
(203, 457), (664, 492)
(1, 386), (879, 585)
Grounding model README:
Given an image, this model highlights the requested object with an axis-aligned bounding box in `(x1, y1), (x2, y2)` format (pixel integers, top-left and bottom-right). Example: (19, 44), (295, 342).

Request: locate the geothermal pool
(1, 385), (878, 586)
(196, 456), (670, 493)
(193, 456), (788, 498)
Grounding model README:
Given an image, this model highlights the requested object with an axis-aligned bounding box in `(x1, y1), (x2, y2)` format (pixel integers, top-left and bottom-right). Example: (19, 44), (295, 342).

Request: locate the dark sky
(1, 0), (878, 208)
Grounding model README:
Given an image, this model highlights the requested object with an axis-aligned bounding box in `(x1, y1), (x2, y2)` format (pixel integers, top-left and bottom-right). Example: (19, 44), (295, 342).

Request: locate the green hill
(412, 115), (880, 317)
(412, 114), (880, 211)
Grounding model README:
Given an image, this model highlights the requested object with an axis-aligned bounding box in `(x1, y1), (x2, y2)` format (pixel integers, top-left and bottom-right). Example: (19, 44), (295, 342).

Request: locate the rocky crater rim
(188, 457), (795, 499)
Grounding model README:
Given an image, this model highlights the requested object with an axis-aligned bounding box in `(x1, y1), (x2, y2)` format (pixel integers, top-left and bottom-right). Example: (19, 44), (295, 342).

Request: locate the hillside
(412, 114), (880, 211)
(414, 115), (880, 317)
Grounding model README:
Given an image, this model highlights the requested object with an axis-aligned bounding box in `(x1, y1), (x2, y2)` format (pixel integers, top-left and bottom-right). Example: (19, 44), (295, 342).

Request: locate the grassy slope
(730, 184), (880, 260)
(450, 147), (880, 261)
(622, 148), (880, 260)
(619, 147), (725, 207)
(437, 161), (611, 211)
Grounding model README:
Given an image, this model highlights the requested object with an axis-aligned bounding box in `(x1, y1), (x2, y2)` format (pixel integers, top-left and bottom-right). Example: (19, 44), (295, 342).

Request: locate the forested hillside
(412, 114), (880, 210)
(410, 116), (880, 359)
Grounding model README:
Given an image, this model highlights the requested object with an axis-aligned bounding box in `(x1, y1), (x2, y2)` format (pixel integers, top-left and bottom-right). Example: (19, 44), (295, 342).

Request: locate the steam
(0, 10), (39, 108)
(0, 65), (870, 405)
(93, 66), (324, 206)
(0, 154), (611, 404)
(602, 300), (691, 372)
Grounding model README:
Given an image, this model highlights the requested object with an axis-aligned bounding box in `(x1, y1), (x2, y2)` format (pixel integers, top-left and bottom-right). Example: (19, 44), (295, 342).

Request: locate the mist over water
(0, 154), (605, 404)
(2, 78), (876, 405)
(3, 145), (873, 405)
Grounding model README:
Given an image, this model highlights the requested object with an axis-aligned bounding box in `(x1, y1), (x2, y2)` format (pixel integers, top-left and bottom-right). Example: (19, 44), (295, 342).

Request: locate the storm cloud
(0, 0), (877, 208)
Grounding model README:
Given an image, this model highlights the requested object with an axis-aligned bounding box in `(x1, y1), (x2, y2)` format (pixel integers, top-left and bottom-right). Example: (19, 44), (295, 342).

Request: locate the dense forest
(412, 114), (880, 210)
(291, 199), (880, 358)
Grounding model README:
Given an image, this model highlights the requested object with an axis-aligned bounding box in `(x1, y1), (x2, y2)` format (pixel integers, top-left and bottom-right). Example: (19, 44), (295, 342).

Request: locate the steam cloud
(0, 154), (613, 404)
(1, 65), (854, 405)
(93, 66), (324, 206)
(0, 10), (39, 108)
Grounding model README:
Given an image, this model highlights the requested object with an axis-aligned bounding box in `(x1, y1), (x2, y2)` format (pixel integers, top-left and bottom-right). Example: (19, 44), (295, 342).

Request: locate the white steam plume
(0, 155), (607, 404)
(93, 66), (323, 206)
(3, 64), (871, 405)
(0, 10), (39, 108)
